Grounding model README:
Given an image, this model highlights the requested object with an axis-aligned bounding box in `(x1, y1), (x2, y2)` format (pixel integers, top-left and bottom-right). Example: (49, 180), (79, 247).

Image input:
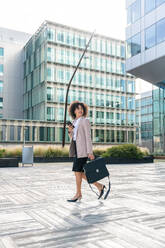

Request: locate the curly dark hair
(68, 101), (88, 119)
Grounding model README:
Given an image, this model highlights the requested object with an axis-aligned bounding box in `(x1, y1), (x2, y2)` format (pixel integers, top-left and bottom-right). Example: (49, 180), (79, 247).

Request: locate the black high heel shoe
(67, 196), (82, 202)
(98, 185), (106, 199)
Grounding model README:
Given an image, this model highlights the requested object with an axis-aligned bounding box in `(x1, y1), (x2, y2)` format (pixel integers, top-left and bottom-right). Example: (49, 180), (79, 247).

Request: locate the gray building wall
(0, 27), (31, 119)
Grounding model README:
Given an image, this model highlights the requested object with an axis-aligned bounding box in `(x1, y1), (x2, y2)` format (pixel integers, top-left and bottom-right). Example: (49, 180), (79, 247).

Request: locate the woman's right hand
(68, 125), (74, 134)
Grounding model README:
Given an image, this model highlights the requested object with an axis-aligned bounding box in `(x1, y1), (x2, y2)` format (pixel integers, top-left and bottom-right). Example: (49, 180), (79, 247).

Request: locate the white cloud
(1, 0), (153, 92)
(0, 0), (126, 40)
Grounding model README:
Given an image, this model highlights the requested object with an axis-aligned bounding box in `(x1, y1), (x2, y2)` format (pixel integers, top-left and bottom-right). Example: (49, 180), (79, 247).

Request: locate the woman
(67, 101), (105, 202)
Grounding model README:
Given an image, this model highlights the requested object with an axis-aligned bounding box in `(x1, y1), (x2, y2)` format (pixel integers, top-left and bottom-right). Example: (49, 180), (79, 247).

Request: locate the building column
(21, 126), (24, 142)
(126, 130), (129, 143)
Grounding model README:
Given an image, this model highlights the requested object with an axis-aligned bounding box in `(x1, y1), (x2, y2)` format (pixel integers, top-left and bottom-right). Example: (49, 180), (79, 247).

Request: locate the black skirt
(72, 141), (88, 172)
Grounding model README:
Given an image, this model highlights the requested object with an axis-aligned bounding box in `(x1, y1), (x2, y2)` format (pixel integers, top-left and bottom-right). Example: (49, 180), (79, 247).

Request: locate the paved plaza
(0, 162), (165, 248)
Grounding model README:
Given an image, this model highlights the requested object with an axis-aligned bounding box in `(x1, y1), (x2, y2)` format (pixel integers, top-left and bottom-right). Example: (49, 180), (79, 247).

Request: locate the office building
(126, 0), (165, 86)
(136, 91), (153, 152)
(0, 27), (31, 119)
(126, 0), (165, 153)
(23, 20), (136, 144)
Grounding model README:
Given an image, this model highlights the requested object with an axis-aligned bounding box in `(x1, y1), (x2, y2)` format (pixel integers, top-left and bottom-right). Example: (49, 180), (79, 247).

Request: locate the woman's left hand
(88, 154), (95, 160)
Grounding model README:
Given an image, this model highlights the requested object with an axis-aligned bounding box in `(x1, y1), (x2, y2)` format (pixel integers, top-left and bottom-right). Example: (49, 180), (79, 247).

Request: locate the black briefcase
(84, 157), (111, 199)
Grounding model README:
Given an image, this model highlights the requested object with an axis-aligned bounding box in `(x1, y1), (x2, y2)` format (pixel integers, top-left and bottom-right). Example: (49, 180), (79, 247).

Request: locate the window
(127, 80), (135, 93)
(127, 0), (141, 25)
(120, 79), (126, 92)
(156, 18), (165, 44)
(126, 38), (132, 58)
(57, 108), (64, 122)
(121, 96), (126, 109)
(95, 129), (104, 142)
(57, 88), (64, 103)
(0, 81), (3, 93)
(47, 87), (53, 101)
(131, 33), (141, 56)
(0, 48), (4, 57)
(0, 98), (3, 108)
(10, 126), (15, 141)
(47, 47), (55, 62)
(25, 126), (30, 141)
(0, 64), (4, 76)
(47, 28), (55, 42)
(156, 0), (165, 6)
(66, 33), (71, 45)
(89, 110), (93, 122)
(47, 107), (55, 121)
(128, 97), (135, 110)
(145, 24), (156, 49)
(39, 127), (45, 141)
(145, 0), (155, 14)
(57, 31), (65, 43)
(17, 126), (21, 141)
(58, 127), (69, 142)
(121, 113), (126, 125)
(106, 130), (114, 142)
(128, 131), (134, 142)
(47, 67), (55, 81)
(132, 0), (141, 23)
(127, 6), (131, 25)
(127, 33), (141, 58)
(121, 62), (125, 74)
(121, 45), (125, 58)
(57, 70), (64, 83)
(47, 127), (55, 142)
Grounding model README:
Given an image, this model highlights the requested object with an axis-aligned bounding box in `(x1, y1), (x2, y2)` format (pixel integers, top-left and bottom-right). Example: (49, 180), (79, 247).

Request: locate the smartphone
(66, 121), (74, 128)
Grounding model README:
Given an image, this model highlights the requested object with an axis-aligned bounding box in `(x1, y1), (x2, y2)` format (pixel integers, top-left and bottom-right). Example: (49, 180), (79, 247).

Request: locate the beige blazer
(69, 117), (93, 158)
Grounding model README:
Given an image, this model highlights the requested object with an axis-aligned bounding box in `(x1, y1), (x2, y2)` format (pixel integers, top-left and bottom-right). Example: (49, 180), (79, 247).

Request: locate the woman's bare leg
(73, 172), (83, 198)
(81, 172), (103, 191)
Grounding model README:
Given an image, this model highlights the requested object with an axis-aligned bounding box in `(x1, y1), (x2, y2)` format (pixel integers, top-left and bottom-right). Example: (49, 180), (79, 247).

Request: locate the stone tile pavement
(0, 162), (165, 247)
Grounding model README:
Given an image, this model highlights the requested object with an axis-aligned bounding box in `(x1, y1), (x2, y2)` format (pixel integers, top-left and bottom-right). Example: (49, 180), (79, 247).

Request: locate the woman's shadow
(71, 200), (108, 225)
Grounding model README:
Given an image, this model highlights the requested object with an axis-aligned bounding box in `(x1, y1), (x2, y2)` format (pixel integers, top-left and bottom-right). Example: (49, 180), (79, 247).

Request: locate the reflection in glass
(47, 107), (55, 121)
(132, 0), (141, 23)
(0, 47), (4, 57)
(157, 18), (165, 44)
(126, 38), (132, 58)
(0, 81), (3, 93)
(145, 0), (155, 14)
(0, 64), (4, 76)
(145, 24), (156, 49)
(131, 33), (141, 56)
(127, 6), (131, 25)
(156, 0), (165, 6)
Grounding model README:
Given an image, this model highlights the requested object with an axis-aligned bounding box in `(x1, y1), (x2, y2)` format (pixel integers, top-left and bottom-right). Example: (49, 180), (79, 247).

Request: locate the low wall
(0, 158), (19, 167)
(9, 156), (153, 164)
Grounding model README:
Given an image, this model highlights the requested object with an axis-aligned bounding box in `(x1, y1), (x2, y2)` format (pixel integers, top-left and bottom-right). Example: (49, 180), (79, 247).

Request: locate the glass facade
(145, 0), (165, 14)
(152, 87), (165, 154)
(136, 94), (153, 152)
(157, 18), (165, 44)
(0, 47), (4, 57)
(127, 0), (141, 25)
(0, 64), (3, 76)
(145, 25), (156, 49)
(0, 81), (3, 93)
(0, 98), (3, 109)
(23, 21), (136, 144)
(136, 87), (165, 154)
(145, 0), (155, 14)
(127, 33), (141, 58)
(145, 18), (165, 50)
(126, 1), (165, 57)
